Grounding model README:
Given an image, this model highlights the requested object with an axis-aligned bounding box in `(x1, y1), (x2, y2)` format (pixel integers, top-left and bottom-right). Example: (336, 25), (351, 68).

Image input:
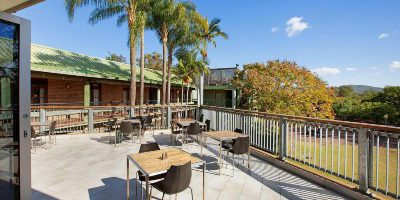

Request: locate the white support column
(232, 90), (237, 108)
(156, 88), (161, 104)
(200, 74), (204, 105)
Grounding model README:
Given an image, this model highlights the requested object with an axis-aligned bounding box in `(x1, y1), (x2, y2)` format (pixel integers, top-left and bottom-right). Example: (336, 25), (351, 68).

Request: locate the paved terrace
(31, 130), (348, 200)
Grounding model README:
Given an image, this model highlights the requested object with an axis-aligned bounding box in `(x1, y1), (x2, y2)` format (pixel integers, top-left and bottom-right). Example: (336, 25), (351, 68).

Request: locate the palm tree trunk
(129, 29), (136, 108)
(139, 26), (145, 114)
(162, 40), (167, 106)
(167, 47), (173, 105)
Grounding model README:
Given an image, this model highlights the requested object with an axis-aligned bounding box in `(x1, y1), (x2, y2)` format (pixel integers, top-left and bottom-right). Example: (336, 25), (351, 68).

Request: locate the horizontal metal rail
(201, 105), (400, 199)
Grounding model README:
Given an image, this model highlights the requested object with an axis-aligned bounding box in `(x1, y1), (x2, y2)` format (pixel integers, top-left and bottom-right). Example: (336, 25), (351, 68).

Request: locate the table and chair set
(30, 121), (57, 151)
(126, 115), (251, 200)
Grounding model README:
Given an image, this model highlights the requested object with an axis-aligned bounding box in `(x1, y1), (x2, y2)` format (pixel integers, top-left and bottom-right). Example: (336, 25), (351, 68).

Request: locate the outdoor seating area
(30, 114), (347, 200)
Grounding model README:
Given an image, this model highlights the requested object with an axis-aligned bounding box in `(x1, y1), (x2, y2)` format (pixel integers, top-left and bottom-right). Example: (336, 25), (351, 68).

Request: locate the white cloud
(389, 61), (400, 70)
(378, 33), (389, 39)
(372, 66), (378, 70)
(312, 67), (341, 76)
(346, 67), (357, 71)
(286, 17), (310, 37)
(271, 26), (279, 33)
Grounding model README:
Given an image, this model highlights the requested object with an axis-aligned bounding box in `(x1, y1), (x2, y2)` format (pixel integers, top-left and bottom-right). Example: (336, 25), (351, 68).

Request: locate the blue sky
(17, 0), (400, 87)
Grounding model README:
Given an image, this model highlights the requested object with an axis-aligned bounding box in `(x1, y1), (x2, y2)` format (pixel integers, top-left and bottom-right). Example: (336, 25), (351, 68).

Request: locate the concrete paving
(31, 130), (348, 200)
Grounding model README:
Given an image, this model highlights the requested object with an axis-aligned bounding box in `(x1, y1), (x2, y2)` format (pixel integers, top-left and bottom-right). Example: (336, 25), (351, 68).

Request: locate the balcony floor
(31, 130), (348, 200)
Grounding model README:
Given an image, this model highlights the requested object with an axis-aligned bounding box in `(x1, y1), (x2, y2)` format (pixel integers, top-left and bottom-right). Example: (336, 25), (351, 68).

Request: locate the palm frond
(88, 3), (125, 25)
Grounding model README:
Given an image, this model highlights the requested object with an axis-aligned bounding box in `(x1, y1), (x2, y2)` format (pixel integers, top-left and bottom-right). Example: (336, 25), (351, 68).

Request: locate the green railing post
(39, 108), (46, 133)
(88, 108), (94, 133)
(358, 128), (369, 193)
(279, 117), (287, 159)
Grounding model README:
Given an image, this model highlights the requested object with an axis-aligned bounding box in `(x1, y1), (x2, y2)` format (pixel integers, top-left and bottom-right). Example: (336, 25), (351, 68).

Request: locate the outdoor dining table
(202, 130), (246, 175)
(31, 121), (52, 146)
(126, 148), (206, 200)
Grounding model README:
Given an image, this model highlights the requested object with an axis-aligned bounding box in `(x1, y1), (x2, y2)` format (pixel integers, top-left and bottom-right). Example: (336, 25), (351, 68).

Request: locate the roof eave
(4, 0), (45, 13)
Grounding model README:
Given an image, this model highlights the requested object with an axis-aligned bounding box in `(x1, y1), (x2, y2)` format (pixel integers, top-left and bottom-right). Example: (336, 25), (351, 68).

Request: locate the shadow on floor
(87, 177), (164, 200)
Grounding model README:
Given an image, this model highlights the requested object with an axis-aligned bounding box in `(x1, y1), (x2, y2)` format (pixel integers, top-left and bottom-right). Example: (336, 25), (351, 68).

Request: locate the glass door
(0, 12), (31, 200)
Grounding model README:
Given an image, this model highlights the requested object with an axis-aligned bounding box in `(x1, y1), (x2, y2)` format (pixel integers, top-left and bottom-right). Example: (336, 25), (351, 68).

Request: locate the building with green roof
(1, 37), (193, 106)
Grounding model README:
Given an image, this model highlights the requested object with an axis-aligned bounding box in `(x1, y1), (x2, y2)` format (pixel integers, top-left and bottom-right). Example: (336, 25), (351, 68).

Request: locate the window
(123, 86), (129, 105)
(31, 78), (48, 105)
(91, 83), (101, 106)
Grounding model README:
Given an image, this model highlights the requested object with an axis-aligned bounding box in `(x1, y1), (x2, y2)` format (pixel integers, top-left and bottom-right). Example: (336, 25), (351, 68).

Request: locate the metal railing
(200, 105), (400, 198)
(30, 104), (198, 134)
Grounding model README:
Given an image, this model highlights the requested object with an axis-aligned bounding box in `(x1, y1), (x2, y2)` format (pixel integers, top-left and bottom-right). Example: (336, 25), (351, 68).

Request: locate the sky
(17, 0), (400, 87)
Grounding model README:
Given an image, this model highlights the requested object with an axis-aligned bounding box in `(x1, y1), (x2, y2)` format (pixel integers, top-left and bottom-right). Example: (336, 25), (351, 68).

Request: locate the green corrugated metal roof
(0, 37), (180, 85)
(31, 44), (179, 85)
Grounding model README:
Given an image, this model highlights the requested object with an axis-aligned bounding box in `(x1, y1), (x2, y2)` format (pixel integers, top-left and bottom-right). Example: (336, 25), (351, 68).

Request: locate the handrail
(201, 105), (400, 133)
(31, 104), (199, 110)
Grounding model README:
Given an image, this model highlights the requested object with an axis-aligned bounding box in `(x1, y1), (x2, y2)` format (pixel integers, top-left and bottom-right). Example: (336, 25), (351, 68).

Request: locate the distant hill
(340, 85), (383, 94)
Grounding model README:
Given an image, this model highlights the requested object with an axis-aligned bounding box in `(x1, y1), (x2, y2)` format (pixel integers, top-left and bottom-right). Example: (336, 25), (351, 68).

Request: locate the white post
(156, 88), (161, 104)
(232, 90), (237, 108)
(199, 74), (204, 106)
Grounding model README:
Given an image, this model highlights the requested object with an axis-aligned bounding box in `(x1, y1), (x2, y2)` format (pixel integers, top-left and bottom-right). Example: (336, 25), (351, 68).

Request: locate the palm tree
(165, 2), (197, 105)
(193, 16), (228, 105)
(136, 4), (149, 111)
(174, 48), (209, 105)
(147, 0), (195, 105)
(65, 0), (145, 108)
(196, 17), (229, 60)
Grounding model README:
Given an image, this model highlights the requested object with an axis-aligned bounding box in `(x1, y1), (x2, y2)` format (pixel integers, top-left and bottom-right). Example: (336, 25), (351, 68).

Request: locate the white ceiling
(0, 0), (43, 13)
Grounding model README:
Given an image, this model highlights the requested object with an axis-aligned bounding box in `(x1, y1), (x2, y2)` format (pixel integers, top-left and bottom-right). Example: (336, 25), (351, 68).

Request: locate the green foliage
(233, 60), (335, 119)
(105, 52), (127, 63)
(333, 86), (400, 126)
(335, 85), (355, 97)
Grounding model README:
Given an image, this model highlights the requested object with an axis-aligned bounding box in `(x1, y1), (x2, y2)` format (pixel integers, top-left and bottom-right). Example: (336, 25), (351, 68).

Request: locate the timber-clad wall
(47, 79), (84, 104)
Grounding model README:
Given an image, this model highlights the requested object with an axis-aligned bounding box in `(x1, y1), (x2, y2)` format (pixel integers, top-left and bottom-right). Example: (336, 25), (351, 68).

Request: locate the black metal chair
(106, 118), (118, 144)
(221, 128), (242, 151)
(116, 121), (134, 145)
(150, 161), (193, 200)
(49, 121), (57, 144)
(199, 114), (204, 122)
(187, 122), (202, 144)
(204, 119), (211, 132)
(170, 121), (181, 145)
(140, 115), (155, 135)
(229, 136), (250, 175)
(136, 142), (166, 198)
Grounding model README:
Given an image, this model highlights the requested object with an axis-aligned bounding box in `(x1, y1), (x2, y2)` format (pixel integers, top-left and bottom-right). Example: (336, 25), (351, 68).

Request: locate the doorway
(0, 13), (31, 200)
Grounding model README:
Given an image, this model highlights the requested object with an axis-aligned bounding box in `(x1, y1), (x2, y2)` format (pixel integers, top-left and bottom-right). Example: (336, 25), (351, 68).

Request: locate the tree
(195, 17), (229, 61)
(233, 60), (335, 119)
(65, 0), (146, 107)
(147, 0), (196, 106)
(139, 52), (163, 70)
(193, 16), (228, 105)
(105, 52), (127, 63)
(173, 48), (209, 105)
(165, 3), (198, 105)
(335, 85), (354, 97)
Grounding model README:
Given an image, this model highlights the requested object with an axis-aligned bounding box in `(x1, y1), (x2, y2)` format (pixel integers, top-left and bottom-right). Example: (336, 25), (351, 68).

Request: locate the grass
(285, 134), (399, 198)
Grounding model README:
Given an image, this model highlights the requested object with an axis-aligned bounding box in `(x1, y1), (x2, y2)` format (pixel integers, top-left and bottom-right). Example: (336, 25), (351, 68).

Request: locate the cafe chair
(204, 119), (211, 132)
(221, 128), (242, 152)
(106, 118), (118, 144)
(141, 115), (155, 136)
(187, 122), (202, 144)
(199, 114), (204, 122)
(170, 121), (181, 145)
(117, 121), (134, 145)
(136, 143), (166, 198)
(229, 136), (250, 175)
(150, 161), (193, 200)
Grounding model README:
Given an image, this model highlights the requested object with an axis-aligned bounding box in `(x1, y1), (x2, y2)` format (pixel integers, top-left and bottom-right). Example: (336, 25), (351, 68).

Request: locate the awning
(0, 0), (44, 13)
